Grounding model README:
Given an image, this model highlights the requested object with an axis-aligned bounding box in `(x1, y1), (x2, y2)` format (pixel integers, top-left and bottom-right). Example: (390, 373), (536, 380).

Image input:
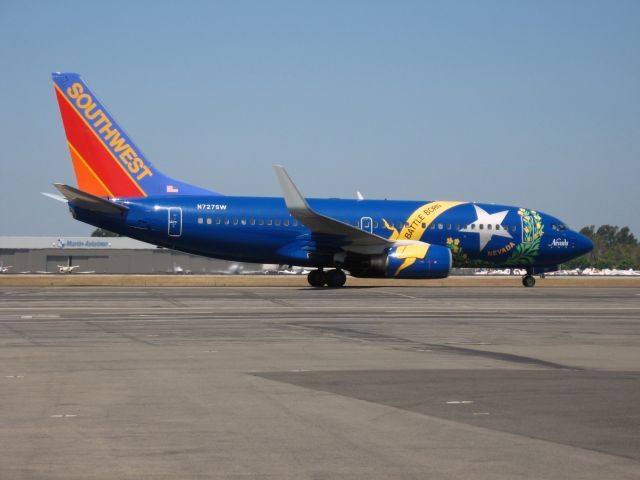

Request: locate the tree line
(563, 225), (639, 269)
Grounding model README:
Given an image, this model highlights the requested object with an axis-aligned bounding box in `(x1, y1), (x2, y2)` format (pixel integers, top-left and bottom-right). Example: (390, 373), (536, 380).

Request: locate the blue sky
(0, 0), (638, 236)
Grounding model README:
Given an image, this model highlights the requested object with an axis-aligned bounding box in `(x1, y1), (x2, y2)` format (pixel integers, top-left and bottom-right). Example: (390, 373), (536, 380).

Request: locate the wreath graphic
(507, 209), (544, 265)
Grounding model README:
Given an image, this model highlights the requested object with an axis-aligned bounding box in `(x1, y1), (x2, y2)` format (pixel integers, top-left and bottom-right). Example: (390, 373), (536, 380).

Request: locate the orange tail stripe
(55, 88), (144, 197)
(68, 142), (112, 197)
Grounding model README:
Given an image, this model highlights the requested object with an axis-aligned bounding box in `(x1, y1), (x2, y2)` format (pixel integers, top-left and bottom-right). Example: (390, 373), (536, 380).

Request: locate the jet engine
(350, 242), (452, 279)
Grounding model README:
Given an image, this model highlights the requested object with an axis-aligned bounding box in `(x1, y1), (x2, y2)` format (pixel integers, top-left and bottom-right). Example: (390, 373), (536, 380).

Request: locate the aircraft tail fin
(52, 72), (220, 198)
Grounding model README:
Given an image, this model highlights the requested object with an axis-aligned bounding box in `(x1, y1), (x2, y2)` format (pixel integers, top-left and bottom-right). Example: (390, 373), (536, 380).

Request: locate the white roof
(0, 236), (156, 250)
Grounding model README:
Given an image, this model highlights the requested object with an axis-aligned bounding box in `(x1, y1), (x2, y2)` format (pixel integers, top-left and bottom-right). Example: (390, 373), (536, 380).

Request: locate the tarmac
(1, 284), (639, 479)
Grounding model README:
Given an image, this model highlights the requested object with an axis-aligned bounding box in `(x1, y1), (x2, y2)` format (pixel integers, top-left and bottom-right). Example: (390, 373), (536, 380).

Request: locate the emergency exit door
(360, 216), (373, 233)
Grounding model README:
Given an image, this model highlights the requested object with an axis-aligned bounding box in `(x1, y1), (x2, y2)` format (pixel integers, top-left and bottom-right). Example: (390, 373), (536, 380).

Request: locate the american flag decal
(166, 185), (179, 193)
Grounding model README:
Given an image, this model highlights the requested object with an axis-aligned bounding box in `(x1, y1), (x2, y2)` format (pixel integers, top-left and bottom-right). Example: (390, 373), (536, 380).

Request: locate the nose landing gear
(522, 267), (536, 287)
(307, 268), (346, 288)
(522, 275), (536, 287)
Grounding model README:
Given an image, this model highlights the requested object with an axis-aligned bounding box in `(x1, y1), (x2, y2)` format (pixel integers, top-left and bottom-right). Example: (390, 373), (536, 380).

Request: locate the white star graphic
(460, 205), (512, 251)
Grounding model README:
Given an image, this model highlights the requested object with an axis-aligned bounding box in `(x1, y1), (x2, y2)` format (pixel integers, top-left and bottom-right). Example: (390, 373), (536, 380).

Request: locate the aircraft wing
(274, 166), (393, 254)
(53, 183), (128, 215)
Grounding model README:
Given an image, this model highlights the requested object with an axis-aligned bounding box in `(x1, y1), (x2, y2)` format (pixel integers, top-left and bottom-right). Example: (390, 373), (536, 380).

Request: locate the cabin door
(168, 207), (182, 237)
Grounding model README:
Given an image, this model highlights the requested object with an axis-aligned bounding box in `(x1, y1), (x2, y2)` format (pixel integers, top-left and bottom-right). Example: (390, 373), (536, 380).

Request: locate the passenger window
(479, 224), (484, 230)
(456, 224), (461, 230)
(216, 218), (221, 225)
(206, 218), (212, 225)
(487, 224), (492, 230)
(430, 223), (436, 230)
(284, 219), (289, 227)
(241, 218), (246, 225)
(259, 218), (264, 226)
(471, 224), (476, 230)
(233, 218), (239, 225)
(275, 219), (281, 226)
(374, 221), (379, 228)
(396, 221), (403, 229)
(446, 223), (451, 230)
(224, 218), (230, 225)
(267, 219), (273, 226)
(197, 217), (203, 224)
(495, 224), (500, 230)
(250, 218), (255, 225)
(437, 223), (443, 230)
(293, 219), (299, 226)
(421, 223), (426, 229)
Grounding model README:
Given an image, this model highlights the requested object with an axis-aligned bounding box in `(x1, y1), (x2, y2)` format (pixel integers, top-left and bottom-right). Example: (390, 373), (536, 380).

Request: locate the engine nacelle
(383, 242), (451, 279)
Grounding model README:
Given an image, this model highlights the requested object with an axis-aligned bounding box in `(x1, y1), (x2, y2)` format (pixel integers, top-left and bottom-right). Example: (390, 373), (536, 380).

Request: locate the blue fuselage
(68, 194), (593, 274)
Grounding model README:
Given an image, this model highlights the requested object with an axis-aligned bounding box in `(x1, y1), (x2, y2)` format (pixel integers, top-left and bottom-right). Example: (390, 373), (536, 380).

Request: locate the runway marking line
(446, 400), (474, 404)
(2, 305), (639, 312)
(378, 290), (419, 299)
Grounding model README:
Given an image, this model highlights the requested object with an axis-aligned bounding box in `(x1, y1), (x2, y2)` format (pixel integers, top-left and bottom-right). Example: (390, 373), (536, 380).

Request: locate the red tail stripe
(55, 88), (145, 197)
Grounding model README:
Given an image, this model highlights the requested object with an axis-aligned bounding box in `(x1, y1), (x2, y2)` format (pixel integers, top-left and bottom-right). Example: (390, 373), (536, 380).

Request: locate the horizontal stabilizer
(53, 183), (128, 215)
(41, 192), (67, 203)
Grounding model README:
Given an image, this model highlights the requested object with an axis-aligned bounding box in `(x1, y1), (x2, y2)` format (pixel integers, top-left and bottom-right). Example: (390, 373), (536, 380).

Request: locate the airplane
(47, 72), (593, 288)
(56, 255), (80, 274)
(57, 262), (80, 274)
(57, 265), (80, 273)
(168, 263), (191, 275)
(0, 264), (13, 273)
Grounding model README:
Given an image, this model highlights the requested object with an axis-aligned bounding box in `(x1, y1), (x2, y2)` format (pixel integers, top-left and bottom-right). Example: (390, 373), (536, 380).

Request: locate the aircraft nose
(574, 232), (593, 256)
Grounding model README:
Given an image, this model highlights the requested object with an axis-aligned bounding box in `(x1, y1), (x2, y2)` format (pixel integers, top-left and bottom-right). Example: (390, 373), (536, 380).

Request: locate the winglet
(273, 165), (311, 215)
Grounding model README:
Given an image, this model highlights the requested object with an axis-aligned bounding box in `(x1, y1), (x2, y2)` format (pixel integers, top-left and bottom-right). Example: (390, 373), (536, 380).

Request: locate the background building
(0, 237), (260, 274)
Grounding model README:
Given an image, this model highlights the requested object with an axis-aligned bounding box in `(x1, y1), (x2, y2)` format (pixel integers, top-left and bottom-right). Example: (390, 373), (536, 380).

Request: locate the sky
(0, 0), (638, 236)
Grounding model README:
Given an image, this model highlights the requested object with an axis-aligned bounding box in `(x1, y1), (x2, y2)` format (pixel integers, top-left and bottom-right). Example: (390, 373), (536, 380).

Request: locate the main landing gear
(307, 268), (347, 288)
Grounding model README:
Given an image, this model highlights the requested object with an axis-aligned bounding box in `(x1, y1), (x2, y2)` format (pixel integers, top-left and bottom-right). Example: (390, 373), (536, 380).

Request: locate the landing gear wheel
(326, 269), (347, 288)
(522, 275), (536, 288)
(307, 269), (326, 287)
